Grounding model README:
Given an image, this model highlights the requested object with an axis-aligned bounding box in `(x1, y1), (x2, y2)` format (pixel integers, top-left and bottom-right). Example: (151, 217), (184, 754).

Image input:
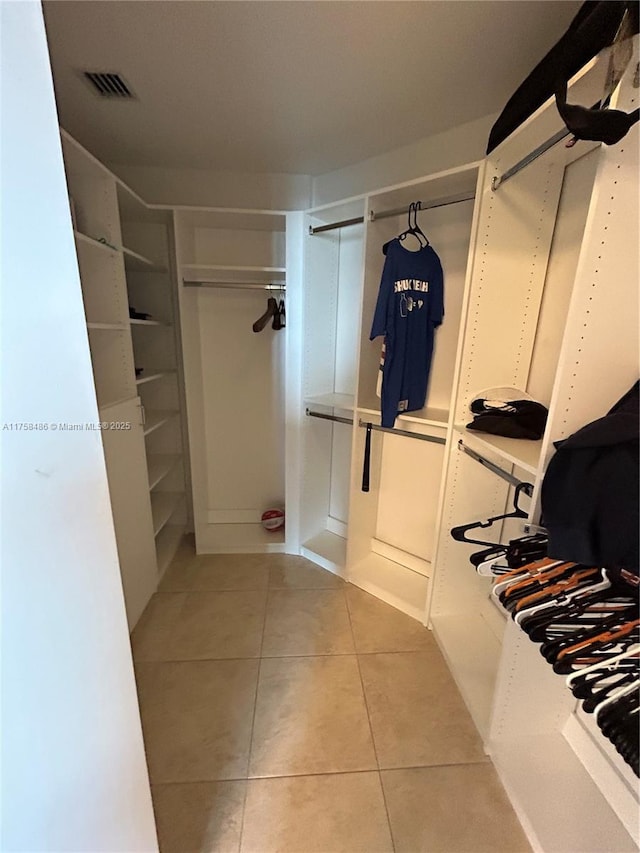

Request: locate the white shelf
(151, 491), (183, 536)
(155, 524), (186, 578)
(87, 322), (128, 331)
(305, 393), (355, 412)
(130, 318), (167, 327)
(136, 370), (174, 386)
(122, 246), (166, 272)
(454, 423), (542, 476)
(74, 230), (119, 256)
(182, 263), (286, 283)
(349, 553), (429, 623)
(430, 610), (503, 742)
(491, 733), (637, 853)
(301, 530), (347, 573)
(143, 409), (177, 436)
(147, 453), (181, 490)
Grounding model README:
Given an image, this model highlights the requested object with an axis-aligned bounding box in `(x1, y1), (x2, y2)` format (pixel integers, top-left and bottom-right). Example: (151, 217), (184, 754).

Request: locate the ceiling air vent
(83, 71), (134, 98)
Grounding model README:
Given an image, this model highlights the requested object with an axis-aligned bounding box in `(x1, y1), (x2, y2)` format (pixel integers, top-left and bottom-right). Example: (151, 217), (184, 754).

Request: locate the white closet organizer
(60, 131), (188, 629)
(174, 208), (287, 554)
(428, 55), (639, 851)
(301, 198), (366, 573)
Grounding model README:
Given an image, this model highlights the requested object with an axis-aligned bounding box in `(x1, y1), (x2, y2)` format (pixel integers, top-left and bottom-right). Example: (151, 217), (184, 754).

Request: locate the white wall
(312, 113), (496, 206)
(0, 4), (157, 850)
(110, 161), (312, 210)
(109, 113), (495, 213)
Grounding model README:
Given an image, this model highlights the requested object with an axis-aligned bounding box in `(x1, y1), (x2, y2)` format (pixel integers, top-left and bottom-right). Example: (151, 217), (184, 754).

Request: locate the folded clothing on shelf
(466, 387), (548, 440)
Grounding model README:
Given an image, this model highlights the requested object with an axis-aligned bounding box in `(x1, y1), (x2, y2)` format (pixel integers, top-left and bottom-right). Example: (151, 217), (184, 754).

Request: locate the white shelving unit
(60, 129), (189, 628)
(174, 206), (287, 554)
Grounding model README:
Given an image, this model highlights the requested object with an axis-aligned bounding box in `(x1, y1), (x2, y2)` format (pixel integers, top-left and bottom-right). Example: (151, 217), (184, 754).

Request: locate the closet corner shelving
(427, 54), (639, 852)
(60, 129), (190, 626)
(174, 206), (288, 554)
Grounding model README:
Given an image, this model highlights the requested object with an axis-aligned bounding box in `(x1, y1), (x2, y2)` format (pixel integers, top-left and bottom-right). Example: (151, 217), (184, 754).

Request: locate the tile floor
(132, 540), (530, 853)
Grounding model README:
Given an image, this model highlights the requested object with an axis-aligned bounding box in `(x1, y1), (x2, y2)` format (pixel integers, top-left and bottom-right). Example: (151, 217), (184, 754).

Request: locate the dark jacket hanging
(487, 1), (640, 154)
(541, 381), (640, 574)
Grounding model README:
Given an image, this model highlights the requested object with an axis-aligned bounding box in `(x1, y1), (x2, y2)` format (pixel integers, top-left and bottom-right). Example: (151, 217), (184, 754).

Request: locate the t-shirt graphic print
(370, 238), (444, 428)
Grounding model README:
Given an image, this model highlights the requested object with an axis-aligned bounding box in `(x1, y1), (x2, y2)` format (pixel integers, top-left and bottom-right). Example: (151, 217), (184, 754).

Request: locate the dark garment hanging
(487, 1), (639, 154)
(541, 381), (640, 574)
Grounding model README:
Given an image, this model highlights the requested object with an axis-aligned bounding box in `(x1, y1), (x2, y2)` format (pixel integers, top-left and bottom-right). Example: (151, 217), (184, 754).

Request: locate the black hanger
(253, 297), (278, 333)
(450, 482), (532, 546)
(382, 201), (430, 255)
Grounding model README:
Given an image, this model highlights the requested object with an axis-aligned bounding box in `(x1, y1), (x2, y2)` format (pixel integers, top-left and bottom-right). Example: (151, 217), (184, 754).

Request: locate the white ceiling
(43, 0), (581, 176)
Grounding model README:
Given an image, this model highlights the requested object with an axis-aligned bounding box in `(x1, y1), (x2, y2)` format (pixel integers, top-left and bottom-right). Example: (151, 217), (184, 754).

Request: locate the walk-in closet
(5, 2), (639, 852)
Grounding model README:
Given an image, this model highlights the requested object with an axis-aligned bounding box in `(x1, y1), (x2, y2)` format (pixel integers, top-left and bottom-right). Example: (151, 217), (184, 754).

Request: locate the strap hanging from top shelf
(308, 191), (476, 235)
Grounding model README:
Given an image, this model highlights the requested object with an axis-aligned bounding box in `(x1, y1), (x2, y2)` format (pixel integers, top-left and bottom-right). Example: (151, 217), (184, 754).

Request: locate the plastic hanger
(382, 201), (430, 255)
(451, 482), (532, 546)
(253, 296), (278, 333)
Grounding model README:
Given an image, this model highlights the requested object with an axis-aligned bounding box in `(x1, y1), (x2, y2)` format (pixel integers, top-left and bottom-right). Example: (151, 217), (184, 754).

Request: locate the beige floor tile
(268, 555), (344, 589)
(136, 660), (259, 782)
(131, 593), (187, 661)
(240, 772), (393, 853)
(249, 656), (377, 777)
(160, 553), (270, 592)
(359, 652), (487, 768)
(262, 589), (354, 656)
(152, 781), (246, 853)
(169, 591), (267, 660)
(381, 765), (531, 853)
(346, 586), (437, 653)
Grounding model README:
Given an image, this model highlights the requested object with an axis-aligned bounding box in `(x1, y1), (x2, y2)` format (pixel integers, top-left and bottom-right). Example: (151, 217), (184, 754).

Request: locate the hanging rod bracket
(458, 439), (533, 494)
(491, 127), (573, 191)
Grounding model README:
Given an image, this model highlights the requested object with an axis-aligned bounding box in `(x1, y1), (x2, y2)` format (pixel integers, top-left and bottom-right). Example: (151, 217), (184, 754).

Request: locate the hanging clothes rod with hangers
(306, 408), (354, 426)
(308, 192), (476, 235)
(359, 419), (446, 446)
(458, 439), (533, 493)
(491, 127), (573, 191)
(183, 280), (286, 291)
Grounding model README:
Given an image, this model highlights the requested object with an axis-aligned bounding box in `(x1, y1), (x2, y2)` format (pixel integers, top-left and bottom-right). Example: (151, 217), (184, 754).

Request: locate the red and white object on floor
(261, 508), (285, 531)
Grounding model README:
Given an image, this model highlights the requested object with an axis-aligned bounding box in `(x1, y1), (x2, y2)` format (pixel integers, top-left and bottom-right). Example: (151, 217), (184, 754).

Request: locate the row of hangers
(494, 558), (639, 774)
(253, 295), (286, 333)
(450, 493), (639, 776)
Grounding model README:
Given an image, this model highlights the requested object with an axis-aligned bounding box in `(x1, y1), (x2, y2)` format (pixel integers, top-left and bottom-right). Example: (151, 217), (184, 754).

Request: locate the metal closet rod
(458, 439), (533, 494)
(306, 409), (353, 426)
(491, 127), (572, 191)
(305, 408), (445, 445)
(183, 280), (286, 291)
(308, 191), (476, 235)
(359, 419), (446, 445)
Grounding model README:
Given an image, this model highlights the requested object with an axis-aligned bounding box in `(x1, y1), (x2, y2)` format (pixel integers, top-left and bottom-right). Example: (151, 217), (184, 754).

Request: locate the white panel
(527, 147), (599, 405)
(455, 152), (565, 422)
(334, 223), (364, 396)
(284, 211), (304, 552)
(199, 289), (285, 514)
(100, 398), (158, 629)
(193, 227), (285, 267)
(75, 239), (129, 326)
(1, 5), (156, 849)
(376, 433), (444, 560)
(328, 421), (352, 525)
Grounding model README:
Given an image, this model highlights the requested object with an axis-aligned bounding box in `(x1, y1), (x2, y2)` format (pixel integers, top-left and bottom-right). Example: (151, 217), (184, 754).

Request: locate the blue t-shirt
(370, 239), (444, 427)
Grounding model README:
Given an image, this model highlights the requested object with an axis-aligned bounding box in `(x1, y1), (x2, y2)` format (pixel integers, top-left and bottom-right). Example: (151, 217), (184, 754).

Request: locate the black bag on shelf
(487, 1), (640, 154)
